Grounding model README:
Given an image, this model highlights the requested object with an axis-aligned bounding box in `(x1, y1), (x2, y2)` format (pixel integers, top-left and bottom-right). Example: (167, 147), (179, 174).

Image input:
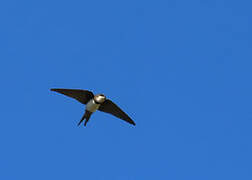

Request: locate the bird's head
(94, 94), (106, 104)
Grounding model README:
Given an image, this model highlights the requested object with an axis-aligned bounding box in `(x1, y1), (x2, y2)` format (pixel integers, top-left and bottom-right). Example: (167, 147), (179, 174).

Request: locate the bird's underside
(51, 88), (135, 126)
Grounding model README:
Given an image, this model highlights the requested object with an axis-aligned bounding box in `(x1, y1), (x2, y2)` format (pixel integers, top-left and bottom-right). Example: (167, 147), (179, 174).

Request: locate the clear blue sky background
(0, 0), (252, 179)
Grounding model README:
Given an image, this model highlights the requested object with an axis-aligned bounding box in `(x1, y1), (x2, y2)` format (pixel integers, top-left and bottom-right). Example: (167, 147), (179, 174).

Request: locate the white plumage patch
(86, 99), (100, 112)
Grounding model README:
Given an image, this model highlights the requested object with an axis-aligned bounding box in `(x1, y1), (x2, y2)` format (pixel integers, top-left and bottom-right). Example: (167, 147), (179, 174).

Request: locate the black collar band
(94, 100), (101, 104)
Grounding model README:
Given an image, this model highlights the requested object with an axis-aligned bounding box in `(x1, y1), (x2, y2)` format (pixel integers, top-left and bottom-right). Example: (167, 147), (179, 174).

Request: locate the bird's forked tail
(78, 110), (92, 126)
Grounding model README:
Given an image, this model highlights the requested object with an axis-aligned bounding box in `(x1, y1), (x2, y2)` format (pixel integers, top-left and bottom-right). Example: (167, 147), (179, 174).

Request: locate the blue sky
(0, 0), (252, 179)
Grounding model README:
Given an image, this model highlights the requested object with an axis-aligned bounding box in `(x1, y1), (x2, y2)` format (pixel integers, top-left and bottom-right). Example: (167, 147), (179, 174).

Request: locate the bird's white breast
(86, 99), (100, 112)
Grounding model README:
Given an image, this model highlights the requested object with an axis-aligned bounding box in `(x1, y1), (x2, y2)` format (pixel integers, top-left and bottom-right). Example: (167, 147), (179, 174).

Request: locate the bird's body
(51, 88), (135, 126)
(81, 94), (105, 125)
(86, 99), (101, 112)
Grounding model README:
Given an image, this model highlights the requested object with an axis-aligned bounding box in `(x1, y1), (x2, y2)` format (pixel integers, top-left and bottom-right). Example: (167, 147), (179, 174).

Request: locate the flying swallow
(51, 88), (135, 126)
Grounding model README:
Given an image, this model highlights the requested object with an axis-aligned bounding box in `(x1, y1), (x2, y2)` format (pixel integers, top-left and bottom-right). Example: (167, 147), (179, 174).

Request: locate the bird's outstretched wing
(51, 88), (94, 104)
(98, 99), (135, 126)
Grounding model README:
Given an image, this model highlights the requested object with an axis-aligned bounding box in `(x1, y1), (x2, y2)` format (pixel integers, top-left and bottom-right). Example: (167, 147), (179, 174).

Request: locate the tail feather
(77, 114), (85, 126)
(78, 110), (92, 126)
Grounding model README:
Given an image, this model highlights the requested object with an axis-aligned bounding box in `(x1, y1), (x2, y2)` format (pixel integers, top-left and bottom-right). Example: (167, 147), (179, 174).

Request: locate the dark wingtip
(130, 120), (136, 126)
(50, 88), (61, 93)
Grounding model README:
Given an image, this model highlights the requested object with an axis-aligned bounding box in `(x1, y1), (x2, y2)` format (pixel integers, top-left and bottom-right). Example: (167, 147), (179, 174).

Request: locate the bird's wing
(51, 88), (94, 104)
(98, 99), (135, 126)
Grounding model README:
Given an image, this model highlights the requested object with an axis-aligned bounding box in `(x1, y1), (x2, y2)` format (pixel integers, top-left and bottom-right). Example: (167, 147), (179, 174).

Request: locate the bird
(50, 88), (135, 126)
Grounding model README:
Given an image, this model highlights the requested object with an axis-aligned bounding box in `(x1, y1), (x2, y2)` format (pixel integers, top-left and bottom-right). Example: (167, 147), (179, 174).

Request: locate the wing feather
(51, 88), (94, 104)
(99, 99), (135, 126)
